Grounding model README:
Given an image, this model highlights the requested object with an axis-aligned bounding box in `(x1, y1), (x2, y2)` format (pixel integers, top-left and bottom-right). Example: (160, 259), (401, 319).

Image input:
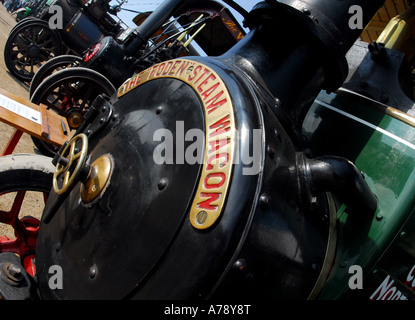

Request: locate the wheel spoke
(79, 85), (93, 110)
(44, 97), (60, 111)
(62, 82), (75, 98)
(55, 162), (67, 177)
(43, 192), (48, 204)
(30, 58), (35, 74)
(0, 190), (26, 224)
(13, 36), (29, 50)
(63, 171), (70, 186)
(11, 54), (26, 64)
(35, 28), (46, 43)
(31, 27), (38, 42)
(72, 151), (81, 162)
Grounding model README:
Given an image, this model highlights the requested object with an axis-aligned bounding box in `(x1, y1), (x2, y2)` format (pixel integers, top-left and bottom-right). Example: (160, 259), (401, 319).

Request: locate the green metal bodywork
(302, 89), (415, 300)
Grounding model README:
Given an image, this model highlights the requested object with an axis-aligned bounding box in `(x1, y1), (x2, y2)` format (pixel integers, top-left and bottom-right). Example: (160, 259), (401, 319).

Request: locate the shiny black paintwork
(35, 0), (387, 299)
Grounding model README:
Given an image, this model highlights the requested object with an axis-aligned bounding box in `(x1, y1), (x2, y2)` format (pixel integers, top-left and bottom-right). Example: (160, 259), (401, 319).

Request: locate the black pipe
(274, 0), (386, 54)
(273, 0), (386, 86)
(124, 0), (189, 55)
(303, 156), (378, 218)
(220, 0), (386, 128)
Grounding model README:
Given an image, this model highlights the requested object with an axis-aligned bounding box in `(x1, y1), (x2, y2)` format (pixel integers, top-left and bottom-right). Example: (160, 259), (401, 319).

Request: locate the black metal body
(343, 40), (415, 116)
(224, 0), (385, 128)
(60, 0), (126, 53)
(33, 0), (387, 299)
(82, 36), (133, 87)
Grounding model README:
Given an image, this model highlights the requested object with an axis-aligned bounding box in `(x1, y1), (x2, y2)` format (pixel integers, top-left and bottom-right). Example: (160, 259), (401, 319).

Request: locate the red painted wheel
(0, 154), (54, 276)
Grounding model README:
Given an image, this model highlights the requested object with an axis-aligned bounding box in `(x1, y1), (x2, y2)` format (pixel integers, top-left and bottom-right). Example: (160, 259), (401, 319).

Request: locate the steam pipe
(124, 0), (249, 57)
(124, 0), (188, 55)
(274, 0), (386, 55)
(303, 156), (378, 218)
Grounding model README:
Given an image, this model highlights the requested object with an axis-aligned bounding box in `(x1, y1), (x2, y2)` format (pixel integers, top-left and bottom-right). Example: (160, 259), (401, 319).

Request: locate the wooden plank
(0, 88), (71, 147)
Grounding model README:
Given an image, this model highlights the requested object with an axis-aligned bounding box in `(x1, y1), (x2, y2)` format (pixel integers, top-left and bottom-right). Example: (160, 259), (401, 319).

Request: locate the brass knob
(80, 154), (114, 204)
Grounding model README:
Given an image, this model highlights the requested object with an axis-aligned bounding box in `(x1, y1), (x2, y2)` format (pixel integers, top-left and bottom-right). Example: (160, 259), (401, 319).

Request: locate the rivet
(55, 242), (62, 252)
(376, 211), (383, 221)
(196, 211), (208, 225)
(157, 178), (168, 190)
(156, 106), (163, 114)
(232, 259), (248, 274)
(302, 8), (311, 15)
(259, 193), (270, 209)
(89, 265), (97, 279)
(266, 144), (275, 158)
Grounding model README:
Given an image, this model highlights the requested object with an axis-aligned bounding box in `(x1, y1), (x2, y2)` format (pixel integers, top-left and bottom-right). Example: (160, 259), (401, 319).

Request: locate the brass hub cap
(80, 154), (114, 204)
(67, 110), (84, 128)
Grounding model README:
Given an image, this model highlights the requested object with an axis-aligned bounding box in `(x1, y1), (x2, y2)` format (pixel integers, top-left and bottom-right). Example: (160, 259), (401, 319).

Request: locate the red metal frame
(1, 129), (23, 157)
(0, 190), (42, 276)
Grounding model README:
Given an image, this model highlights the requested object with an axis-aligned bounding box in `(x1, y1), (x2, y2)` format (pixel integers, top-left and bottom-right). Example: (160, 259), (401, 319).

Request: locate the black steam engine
(30, 0), (384, 299)
(5, 0), (415, 301)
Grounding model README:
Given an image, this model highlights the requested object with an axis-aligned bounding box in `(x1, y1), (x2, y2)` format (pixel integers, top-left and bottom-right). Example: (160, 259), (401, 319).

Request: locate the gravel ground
(0, 5), (36, 154)
(0, 5), (48, 240)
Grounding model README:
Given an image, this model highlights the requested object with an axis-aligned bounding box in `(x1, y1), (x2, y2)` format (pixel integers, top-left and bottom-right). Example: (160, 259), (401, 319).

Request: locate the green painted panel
(302, 90), (415, 299)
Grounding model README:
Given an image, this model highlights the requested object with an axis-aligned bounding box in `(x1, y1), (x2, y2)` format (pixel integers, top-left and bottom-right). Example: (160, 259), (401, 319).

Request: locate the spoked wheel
(29, 55), (83, 98)
(30, 67), (116, 156)
(4, 19), (63, 82)
(9, 17), (36, 35)
(0, 154), (54, 277)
